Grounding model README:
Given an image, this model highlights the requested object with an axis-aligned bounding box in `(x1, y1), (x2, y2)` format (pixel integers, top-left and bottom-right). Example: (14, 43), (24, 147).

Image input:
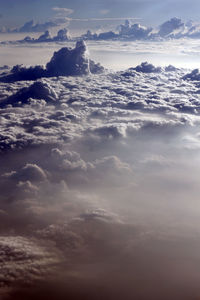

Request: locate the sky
(1, 0), (200, 29)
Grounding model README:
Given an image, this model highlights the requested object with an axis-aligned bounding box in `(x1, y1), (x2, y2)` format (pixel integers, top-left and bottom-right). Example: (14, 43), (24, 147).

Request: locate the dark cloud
(46, 40), (90, 76)
(133, 62), (162, 73)
(158, 17), (184, 37)
(54, 28), (69, 41)
(46, 40), (104, 76)
(0, 41), (104, 83)
(182, 68), (200, 81)
(0, 81), (57, 107)
(37, 30), (52, 42)
(0, 64), (46, 82)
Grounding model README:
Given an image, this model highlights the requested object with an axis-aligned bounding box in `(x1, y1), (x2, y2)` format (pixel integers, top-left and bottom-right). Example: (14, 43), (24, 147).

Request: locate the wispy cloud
(52, 7), (74, 17)
(67, 17), (141, 22)
(99, 9), (110, 15)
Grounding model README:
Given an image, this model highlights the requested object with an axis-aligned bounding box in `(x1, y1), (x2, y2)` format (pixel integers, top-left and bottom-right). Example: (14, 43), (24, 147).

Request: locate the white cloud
(52, 7), (74, 17)
(99, 9), (110, 15)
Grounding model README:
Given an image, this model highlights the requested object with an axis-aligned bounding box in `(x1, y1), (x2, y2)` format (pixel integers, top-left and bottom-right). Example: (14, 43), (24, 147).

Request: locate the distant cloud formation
(52, 6), (74, 25)
(52, 7), (74, 16)
(0, 16), (196, 39)
(1, 81), (58, 107)
(0, 7), (74, 34)
(182, 68), (200, 81)
(6, 16), (200, 41)
(0, 18), (71, 34)
(12, 20), (64, 33)
(133, 62), (162, 73)
(9, 28), (71, 44)
(158, 17), (184, 37)
(80, 17), (200, 41)
(46, 40), (93, 76)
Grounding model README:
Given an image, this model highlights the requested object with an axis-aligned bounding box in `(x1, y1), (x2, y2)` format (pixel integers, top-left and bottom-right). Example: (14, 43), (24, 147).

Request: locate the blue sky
(1, 0), (200, 28)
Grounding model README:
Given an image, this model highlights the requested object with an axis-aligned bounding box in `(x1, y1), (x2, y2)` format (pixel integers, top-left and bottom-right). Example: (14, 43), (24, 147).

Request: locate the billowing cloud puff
(2, 64), (46, 82)
(37, 30), (52, 42)
(54, 28), (69, 41)
(182, 69), (200, 81)
(0, 81), (58, 107)
(158, 17), (184, 37)
(0, 164), (47, 202)
(119, 20), (152, 40)
(4, 17), (200, 42)
(46, 41), (90, 76)
(133, 62), (162, 73)
(3, 163), (47, 183)
(46, 40), (104, 76)
(97, 31), (118, 40)
(44, 148), (131, 189)
(50, 148), (91, 175)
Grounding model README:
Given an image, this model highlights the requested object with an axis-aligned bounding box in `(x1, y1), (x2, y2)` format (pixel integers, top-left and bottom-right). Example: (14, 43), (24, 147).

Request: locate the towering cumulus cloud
(46, 41), (89, 76)
(0, 41), (104, 82)
(46, 40), (104, 76)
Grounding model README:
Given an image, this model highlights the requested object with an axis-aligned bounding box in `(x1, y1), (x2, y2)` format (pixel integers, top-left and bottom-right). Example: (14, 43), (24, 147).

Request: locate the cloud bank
(1, 43), (200, 299)
(81, 17), (200, 41)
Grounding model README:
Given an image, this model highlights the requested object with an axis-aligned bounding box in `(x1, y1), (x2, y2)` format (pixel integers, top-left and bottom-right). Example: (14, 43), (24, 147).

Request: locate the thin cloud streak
(68, 17), (141, 22)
